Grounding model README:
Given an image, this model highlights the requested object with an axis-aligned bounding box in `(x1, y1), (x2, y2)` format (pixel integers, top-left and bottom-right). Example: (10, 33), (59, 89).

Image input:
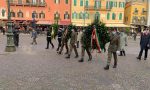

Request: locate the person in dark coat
(57, 28), (62, 51)
(45, 28), (54, 49)
(137, 29), (150, 60)
(13, 26), (20, 47)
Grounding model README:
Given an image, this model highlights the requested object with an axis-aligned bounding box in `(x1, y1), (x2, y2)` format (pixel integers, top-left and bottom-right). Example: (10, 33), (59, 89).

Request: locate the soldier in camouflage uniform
(104, 29), (120, 70)
(58, 28), (69, 54)
(78, 30), (92, 62)
(66, 29), (78, 58)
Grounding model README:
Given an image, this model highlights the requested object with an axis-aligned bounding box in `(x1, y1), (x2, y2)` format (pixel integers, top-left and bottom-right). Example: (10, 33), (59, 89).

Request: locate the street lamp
(5, 0), (16, 52)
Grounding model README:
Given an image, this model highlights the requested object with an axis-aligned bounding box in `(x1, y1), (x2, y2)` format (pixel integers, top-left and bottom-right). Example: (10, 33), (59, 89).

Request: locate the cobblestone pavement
(0, 33), (150, 90)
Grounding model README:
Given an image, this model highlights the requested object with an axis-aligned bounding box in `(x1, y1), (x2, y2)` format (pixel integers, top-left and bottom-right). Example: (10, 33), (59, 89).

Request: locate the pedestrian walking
(45, 28), (54, 49)
(2, 27), (5, 35)
(58, 28), (69, 54)
(57, 28), (62, 51)
(137, 29), (150, 60)
(132, 31), (137, 41)
(104, 28), (120, 70)
(78, 30), (92, 62)
(13, 26), (20, 47)
(66, 28), (78, 59)
(31, 29), (37, 45)
(119, 29), (127, 56)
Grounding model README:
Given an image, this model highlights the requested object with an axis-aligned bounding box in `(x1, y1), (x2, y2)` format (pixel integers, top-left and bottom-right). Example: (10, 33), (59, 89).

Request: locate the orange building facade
(0, 0), (71, 26)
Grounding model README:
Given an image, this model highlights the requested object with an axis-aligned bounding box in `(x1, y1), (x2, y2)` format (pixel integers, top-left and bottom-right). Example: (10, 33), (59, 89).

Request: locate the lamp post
(5, 0), (16, 52)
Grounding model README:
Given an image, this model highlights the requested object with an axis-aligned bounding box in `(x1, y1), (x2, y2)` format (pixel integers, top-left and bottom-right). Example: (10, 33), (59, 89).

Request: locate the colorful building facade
(71, 0), (126, 27)
(0, 0), (71, 26)
(124, 0), (147, 30)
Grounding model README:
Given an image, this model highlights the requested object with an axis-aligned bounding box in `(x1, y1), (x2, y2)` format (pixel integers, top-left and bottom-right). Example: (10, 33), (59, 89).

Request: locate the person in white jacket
(119, 30), (127, 56)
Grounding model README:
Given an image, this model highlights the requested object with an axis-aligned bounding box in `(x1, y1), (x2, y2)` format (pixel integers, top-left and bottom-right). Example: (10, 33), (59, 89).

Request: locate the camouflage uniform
(79, 31), (92, 62)
(66, 30), (78, 58)
(58, 29), (69, 54)
(104, 32), (120, 70)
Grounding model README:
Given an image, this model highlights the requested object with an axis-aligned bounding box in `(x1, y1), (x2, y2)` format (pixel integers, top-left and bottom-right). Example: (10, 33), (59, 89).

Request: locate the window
(95, 12), (100, 20)
(65, 0), (68, 4)
(72, 12), (77, 19)
(85, 0), (88, 7)
(32, 0), (36, 5)
(54, 12), (60, 20)
(26, 0), (30, 3)
(80, 0), (83, 6)
(112, 13), (116, 20)
(74, 0), (77, 6)
(119, 13), (122, 20)
(106, 1), (109, 9)
(85, 12), (89, 19)
(107, 13), (110, 20)
(2, 9), (6, 17)
(54, 0), (60, 4)
(79, 12), (84, 19)
(64, 11), (69, 19)
(32, 11), (38, 18)
(39, 11), (45, 18)
(17, 10), (23, 18)
(94, 0), (101, 9)
(18, 0), (22, 4)
(10, 10), (15, 17)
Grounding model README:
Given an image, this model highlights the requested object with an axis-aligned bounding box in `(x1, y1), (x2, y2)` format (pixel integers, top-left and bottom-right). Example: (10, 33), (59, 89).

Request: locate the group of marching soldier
(45, 25), (129, 70)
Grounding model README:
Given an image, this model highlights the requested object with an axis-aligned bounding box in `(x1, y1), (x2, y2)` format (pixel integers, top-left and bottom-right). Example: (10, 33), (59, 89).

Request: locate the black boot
(88, 55), (92, 61)
(78, 58), (84, 62)
(75, 55), (79, 58)
(136, 57), (141, 60)
(119, 51), (123, 56)
(104, 65), (109, 70)
(65, 51), (68, 54)
(66, 55), (70, 59)
(122, 51), (126, 56)
(56, 48), (59, 51)
(113, 64), (117, 68)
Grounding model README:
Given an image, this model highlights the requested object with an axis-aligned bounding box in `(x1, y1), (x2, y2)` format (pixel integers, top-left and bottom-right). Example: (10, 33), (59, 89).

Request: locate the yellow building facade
(124, 1), (147, 29)
(71, 0), (126, 27)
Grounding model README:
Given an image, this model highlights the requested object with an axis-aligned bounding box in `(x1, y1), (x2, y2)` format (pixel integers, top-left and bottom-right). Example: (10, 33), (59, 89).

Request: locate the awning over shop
(72, 23), (89, 26)
(36, 20), (52, 25)
(106, 24), (130, 27)
(58, 21), (71, 25)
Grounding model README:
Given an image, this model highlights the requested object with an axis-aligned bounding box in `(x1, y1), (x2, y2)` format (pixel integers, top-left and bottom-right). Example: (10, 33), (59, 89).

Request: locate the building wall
(71, 0), (125, 26)
(48, 0), (71, 24)
(124, 1), (147, 26)
(71, 0), (91, 26)
(0, 0), (71, 25)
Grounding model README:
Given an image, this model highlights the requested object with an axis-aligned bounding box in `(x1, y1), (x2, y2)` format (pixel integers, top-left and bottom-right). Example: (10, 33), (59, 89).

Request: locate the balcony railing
(85, 6), (112, 11)
(132, 18), (147, 25)
(9, 1), (47, 7)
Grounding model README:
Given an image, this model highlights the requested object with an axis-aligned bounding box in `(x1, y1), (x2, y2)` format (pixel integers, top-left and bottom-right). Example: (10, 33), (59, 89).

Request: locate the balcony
(84, 6), (112, 11)
(132, 18), (147, 25)
(9, 1), (47, 7)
